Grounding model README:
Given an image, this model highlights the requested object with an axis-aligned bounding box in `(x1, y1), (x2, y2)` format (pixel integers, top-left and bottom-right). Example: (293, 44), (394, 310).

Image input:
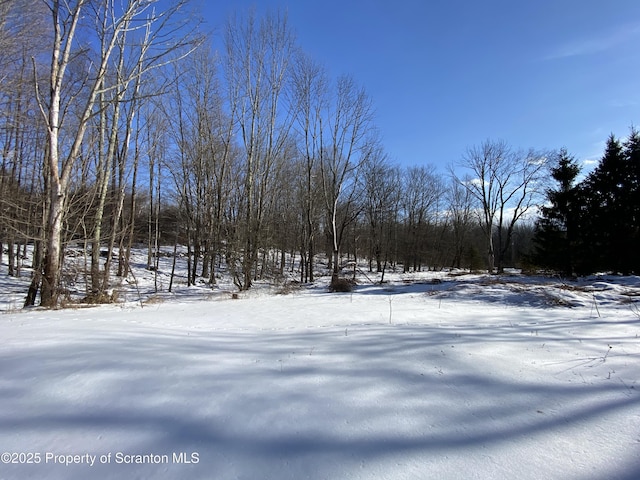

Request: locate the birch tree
(34, 0), (198, 306)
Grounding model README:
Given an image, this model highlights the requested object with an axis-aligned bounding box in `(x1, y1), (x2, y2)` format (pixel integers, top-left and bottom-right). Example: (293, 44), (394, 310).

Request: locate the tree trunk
(41, 185), (64, 306)
(487, 232), (495, 273)
(24, 240), (43, 307)
(7, 238), (15, 276)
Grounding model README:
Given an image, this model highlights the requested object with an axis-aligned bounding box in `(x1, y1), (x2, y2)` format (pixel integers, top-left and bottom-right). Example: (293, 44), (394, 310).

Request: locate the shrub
(329, 276), (354, 293)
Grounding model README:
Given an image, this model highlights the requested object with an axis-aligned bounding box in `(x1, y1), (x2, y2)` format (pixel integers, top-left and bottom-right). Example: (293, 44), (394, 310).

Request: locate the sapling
(591, 293), (601, 318)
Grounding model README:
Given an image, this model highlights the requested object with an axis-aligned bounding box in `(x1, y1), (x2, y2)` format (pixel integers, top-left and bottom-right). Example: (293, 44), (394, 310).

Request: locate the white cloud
(465, 178), (485, 188)
(544, 23), (640, 61)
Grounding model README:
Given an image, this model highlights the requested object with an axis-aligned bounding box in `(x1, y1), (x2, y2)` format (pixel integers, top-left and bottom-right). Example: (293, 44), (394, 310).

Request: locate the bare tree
(445, 175), (475, 269)
(361, 147), (400, 274)
(456, 139), (547, 273)
(291, 52), (328, 282)
(319, 75), (375, 279)
(224, 9), (296, 290)
(33, 0), (199, 306)
(399, 165), (443, 272)
(143, 101), (168, 287)
(0, 0), (48, 291)
(88, 6), (151, 300)
(163, 45), (237, 287)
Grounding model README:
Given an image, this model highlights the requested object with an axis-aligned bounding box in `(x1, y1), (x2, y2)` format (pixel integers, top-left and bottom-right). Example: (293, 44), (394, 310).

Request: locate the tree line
(0, 1), (636, 307)
(533, 131), (640, 277)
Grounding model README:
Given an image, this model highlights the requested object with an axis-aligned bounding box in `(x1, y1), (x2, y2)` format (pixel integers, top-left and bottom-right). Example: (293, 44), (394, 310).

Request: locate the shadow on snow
(1, 314), (639, 479)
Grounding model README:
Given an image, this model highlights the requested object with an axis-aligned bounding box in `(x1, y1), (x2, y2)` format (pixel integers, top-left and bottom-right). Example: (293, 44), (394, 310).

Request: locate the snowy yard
(1, 268), (639, 479)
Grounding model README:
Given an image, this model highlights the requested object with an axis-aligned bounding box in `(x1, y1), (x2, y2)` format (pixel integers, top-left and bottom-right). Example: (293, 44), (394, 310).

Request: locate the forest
(1, 0), (639, 307)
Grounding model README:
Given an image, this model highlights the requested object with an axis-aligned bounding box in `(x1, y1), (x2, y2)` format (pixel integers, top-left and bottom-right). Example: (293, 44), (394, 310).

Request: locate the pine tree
(532, 148), (581, 276)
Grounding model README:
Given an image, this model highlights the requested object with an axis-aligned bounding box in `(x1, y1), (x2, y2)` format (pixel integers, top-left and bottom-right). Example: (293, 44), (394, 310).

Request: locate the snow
(1, 255), (639, 479)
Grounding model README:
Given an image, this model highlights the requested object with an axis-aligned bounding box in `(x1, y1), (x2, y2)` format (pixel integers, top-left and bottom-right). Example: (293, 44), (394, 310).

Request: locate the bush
(329, 276), (354, 293)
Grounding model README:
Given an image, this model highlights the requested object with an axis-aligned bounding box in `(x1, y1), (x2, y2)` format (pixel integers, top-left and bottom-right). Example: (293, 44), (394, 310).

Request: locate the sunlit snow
(1, 251), (639, 479)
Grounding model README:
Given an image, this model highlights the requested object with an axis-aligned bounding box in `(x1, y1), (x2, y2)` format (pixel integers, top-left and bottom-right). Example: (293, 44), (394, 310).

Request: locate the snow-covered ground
(1, 251), (639, 479)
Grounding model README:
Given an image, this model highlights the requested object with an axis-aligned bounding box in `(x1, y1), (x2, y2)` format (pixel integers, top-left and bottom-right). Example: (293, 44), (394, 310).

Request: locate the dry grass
(141, 295), (165, 305)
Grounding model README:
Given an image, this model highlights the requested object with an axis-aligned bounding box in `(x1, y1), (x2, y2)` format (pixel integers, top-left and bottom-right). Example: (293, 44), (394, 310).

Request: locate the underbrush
(328, 276), (355, 293)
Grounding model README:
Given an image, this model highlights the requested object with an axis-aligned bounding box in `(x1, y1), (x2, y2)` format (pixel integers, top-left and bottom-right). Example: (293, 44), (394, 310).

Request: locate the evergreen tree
(621, 128), (640, 272)
(579, 133), (636, 274)
(532, 148), (581, 276)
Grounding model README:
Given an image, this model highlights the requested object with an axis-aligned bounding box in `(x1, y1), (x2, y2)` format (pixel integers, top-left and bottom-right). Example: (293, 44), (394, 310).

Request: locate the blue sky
(198, 0), (640, 171)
